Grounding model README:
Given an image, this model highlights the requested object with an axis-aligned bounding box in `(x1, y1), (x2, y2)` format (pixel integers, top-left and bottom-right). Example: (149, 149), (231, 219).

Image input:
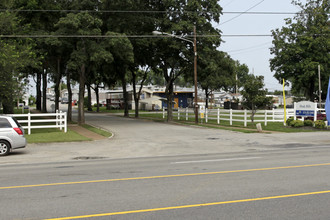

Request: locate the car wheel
(0, 140), (11, 156)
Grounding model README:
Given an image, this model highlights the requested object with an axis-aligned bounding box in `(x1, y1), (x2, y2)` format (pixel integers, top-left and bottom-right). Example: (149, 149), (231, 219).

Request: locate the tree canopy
(270, 0), (329, 101)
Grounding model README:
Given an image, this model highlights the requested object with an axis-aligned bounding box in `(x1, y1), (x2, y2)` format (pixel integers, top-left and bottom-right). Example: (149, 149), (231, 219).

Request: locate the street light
(153, 27), (199, 124)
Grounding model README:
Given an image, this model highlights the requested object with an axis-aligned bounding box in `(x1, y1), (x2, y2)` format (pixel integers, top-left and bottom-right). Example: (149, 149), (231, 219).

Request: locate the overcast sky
(218, 0), (304, 91)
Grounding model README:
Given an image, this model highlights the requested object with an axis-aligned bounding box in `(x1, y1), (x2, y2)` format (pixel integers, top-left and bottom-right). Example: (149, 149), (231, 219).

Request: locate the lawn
(25, 128), (91, 143)
(136, 112), (330, 133)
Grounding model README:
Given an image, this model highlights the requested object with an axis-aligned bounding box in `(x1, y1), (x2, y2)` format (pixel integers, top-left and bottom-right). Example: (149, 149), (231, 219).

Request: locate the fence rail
(165, 108), (297, 127)
(7, 111), (67, 135)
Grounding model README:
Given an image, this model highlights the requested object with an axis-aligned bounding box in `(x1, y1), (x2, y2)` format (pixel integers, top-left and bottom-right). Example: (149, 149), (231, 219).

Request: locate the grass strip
(81, 124), (112, 137)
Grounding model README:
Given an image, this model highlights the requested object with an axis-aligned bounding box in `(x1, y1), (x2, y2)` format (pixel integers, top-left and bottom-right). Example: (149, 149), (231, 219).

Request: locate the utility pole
(193, 26), (198, 124)
(318, 64), (321, 108)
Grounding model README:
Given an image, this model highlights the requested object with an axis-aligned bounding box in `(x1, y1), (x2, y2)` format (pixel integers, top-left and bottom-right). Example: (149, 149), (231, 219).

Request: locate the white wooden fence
(164, 108), (296, 127)
(8, 111), (67, 135)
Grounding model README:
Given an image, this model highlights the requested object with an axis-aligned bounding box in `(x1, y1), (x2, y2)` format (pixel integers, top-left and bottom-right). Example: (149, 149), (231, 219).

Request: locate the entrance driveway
(1, 113), (329, 165)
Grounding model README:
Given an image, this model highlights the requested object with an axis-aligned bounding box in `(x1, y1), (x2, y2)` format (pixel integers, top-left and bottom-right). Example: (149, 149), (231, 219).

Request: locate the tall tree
(55, 12), (104, 124)
(0, 6), (36, 113)
(270, 0), (329, 101)
(198, 50), (235, 108)
(152, 0), (222, 121)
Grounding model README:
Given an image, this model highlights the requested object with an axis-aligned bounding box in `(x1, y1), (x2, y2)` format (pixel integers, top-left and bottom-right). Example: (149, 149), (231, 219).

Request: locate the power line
(225, 41), (271, 53)
(218, 0), (266, 26)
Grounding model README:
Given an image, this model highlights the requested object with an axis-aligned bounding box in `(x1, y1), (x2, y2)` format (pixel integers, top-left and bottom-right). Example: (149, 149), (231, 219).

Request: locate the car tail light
(14, 127), (23, 135)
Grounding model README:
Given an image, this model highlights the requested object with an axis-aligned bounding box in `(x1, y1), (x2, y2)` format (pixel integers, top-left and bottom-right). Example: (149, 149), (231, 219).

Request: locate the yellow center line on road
(1, 162), (330, 190)
(44, 190), (330, 220)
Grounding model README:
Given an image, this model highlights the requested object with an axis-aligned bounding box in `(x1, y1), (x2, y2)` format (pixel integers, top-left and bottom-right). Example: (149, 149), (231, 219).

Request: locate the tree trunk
(78, 64), (86, 125)
(66, 69), (72, 122)
(42, 68), (47, 113)
(205, 88), (209, 109)
(121, 74), (129, 117)
(36, 71), (42, 111)
(54, 58), (62, 111)
(166, 81), (174, 122)
(251, 104), (255, 123)
(87, 83), (92, 111)
(95, 85), (100, 113)
(132, 71), (139, 118)
(2, 94), (13, 114)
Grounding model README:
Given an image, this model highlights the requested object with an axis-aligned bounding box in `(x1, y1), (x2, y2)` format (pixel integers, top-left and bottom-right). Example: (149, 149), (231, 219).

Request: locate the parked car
(306, 111), (327, 121)
(0, 116), (27, 156)
(61, 97), (69, 104)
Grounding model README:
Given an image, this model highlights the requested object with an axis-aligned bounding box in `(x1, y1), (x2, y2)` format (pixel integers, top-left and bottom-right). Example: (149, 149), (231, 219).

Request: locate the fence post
(59, 111), (63, 130)
(205, 108), (208, 123)
(272, 108), (275, 122)
(186, 107), (188, 121)
(244, 109), (247, 127)
(217, 108), (220, 124)
(178, 107), (180, 120)
(163, 108), (165, 119)
(264, 110), (267, 126)
(64, 112), (67, 133)
(230, 109), (233, 126)
(28, 112), (31, 135)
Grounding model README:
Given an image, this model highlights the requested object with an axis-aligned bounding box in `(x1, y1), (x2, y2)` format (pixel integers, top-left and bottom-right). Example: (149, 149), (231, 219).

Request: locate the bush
(286, 117), (294, 126)
(314, 120), (325, 129)
(304, 120), (313, 127)
(290, 120), (304, 127)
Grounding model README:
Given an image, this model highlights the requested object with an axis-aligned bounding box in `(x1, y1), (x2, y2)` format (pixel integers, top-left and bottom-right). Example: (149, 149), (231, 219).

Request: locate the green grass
(136, 112), (330, 133)
(25, 128), (91, 143)
(82, 124), (112, 137)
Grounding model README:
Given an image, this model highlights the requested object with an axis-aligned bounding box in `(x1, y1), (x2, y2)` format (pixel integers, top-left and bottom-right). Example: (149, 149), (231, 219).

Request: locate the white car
(0, 116), (27, 156)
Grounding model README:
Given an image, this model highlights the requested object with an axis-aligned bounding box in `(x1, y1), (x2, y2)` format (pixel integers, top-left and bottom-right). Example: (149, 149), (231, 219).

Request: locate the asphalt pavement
(1, 147), (330, 219)
(1, 112), (329, 165)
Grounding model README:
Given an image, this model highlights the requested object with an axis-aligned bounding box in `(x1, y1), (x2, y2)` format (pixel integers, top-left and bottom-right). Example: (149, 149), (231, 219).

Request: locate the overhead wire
(217, 0), (266, 26)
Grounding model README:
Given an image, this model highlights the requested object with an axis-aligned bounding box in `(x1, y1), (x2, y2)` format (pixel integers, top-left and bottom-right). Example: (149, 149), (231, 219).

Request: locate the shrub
(286, 117), (294, 126)
(304, 120), (313, 127)
(290, 120), (304, 127)
(314, 120), (325, 129)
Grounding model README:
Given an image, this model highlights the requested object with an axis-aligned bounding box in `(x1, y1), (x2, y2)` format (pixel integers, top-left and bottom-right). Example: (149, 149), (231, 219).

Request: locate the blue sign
(296, 110), (314, 117)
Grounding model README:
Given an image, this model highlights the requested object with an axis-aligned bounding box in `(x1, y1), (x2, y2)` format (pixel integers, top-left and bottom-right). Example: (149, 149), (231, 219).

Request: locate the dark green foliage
(304, 120), (313, 127)
(270, 0), (329, 101)
(241, 74), (273, 122)
(286, 117), (294, 126)
(314, 120), (326, 129)
(290, 120), (304, 127)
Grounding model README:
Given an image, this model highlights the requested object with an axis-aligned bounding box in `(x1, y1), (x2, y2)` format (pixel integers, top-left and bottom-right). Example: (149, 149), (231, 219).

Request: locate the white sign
(199, 105), (205, 119)
(199, 105), (205, 113)
(294, 101), (317, 119)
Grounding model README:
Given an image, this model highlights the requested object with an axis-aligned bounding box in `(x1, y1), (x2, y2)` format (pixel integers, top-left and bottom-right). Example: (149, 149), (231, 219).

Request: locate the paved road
(1, 147), (330, 219)
(1, 113), (329, 165)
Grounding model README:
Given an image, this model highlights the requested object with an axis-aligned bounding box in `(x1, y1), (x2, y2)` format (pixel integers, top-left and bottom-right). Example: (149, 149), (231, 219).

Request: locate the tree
(0, 7), (36, 113)
(198, 50), (235, 108)
(152, 0), (222, 121)
(270, 0), (329, 101)
(233, 61), (249, 93)
(55, 12), (105, 125)
(241, 75), (273, 123)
